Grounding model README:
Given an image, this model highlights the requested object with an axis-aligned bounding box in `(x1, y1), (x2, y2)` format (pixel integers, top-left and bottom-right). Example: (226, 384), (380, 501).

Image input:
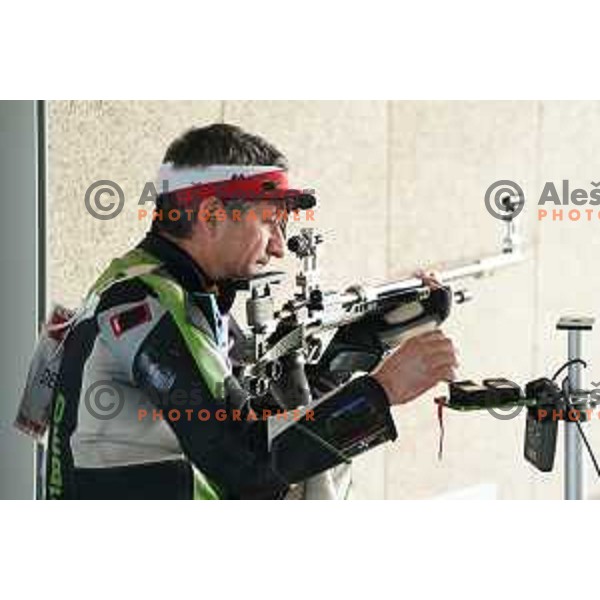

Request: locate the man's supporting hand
(372, 330), (458, 406)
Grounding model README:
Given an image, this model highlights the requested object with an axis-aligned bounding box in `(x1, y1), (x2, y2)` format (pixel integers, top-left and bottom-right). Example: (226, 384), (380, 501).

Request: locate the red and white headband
(155, 163), (315, 208)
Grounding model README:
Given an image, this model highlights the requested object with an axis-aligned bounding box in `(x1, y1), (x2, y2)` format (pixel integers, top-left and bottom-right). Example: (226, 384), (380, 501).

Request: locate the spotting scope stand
(557, 315), (595, 500)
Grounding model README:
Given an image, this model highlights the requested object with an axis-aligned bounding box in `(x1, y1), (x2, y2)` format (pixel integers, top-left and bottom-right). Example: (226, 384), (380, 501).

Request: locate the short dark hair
(153, 123), (288, 238)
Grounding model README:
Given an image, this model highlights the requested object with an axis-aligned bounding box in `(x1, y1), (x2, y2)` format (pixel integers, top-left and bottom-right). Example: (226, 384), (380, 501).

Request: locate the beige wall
(47, 100), (600, 499)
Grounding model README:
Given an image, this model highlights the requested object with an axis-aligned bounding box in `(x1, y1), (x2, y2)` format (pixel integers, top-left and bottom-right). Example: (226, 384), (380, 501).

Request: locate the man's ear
(196, 195), (226, 235)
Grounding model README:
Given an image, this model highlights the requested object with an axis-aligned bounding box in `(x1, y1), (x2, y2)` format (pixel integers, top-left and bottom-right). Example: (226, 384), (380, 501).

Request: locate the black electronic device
(482, 378), (523, 403)
(524, 406), (559, 472)
(448, 380), (490, 407)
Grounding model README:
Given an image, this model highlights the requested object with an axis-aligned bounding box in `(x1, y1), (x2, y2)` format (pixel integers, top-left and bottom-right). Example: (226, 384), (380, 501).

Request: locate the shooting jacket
(45, 231), (396, 499)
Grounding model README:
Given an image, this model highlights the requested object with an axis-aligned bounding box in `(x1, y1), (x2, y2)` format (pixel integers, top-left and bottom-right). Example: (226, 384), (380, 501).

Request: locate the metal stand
(557, 316), (595, 500)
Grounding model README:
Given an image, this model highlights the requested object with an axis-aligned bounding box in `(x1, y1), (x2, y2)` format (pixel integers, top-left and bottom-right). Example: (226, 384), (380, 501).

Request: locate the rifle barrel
(341, 250), (526, 306)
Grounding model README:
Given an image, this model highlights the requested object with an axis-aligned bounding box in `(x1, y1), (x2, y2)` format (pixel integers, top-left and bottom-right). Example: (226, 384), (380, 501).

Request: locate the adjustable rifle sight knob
(287, 234), (310, 257)
(287, 231), (323, 258)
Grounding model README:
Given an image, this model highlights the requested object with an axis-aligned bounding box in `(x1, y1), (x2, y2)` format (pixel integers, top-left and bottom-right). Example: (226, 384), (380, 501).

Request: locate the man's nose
(267, 225), (285, 259)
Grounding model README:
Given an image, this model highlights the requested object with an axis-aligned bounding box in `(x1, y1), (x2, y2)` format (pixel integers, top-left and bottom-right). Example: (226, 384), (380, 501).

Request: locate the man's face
(212, 200), (286, 278)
